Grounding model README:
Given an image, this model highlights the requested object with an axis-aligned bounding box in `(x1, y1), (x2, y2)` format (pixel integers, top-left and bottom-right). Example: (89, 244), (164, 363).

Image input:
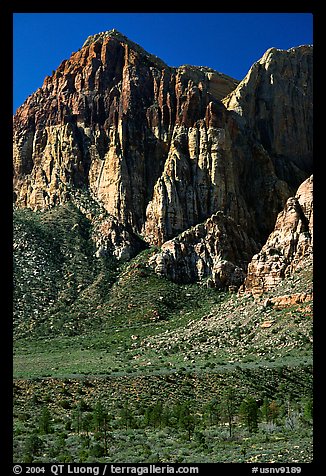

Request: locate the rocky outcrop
(263, 292), (313, 310)
(13, 30), (313, 268)
(67, 188), (147, 261)
(223, 45), (313, 185)
(242, 175), (313, 296)
(149, 212), (258, 290)
(92, 215), (146, 261)
(142, 44), (312, 246)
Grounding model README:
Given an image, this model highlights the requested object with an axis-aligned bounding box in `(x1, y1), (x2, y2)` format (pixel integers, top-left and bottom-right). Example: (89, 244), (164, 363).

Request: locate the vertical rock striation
(13, 30), (238, 238)
(13, 30), (313, 287)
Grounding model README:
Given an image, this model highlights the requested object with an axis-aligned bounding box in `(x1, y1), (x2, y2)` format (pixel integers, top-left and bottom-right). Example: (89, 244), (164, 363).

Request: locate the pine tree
(260, 398), (270, 424)
(144, 402), (164, 429)
(93, 402), (106, 432)
(39, 406), (52, 434)
(23, 433), (43, 462)
(178, 402), (196, 441)
(219, 388), (237, 438)
(81, 412), (93, 437)
(239, 396), (259, 433)
(204, 397), (220, 426)
(92, 401), (110, 454)
(120, 402), (134, 429)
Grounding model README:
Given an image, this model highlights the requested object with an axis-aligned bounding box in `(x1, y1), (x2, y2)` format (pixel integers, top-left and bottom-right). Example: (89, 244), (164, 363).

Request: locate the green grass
(14, 334), (312, 380)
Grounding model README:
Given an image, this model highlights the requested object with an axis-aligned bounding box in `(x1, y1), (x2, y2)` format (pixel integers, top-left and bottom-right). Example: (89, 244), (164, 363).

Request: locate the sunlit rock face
(149, 211), (259, 290)
(242, 175), (313, 296)
(13, 30), (313, 288)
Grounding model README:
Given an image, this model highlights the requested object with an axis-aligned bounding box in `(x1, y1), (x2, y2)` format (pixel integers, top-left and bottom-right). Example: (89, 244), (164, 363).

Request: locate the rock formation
(13, 29), (238, 233)
(149, 212), (258, 290)
(223, 46), (313, 184)
(263, 292), (312, 310)
(13, 30), (313, 290)
(242, 175), (313, 296)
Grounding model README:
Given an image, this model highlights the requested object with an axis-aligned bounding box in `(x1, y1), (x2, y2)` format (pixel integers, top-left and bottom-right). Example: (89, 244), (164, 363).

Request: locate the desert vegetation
(13, 200), (313, 463)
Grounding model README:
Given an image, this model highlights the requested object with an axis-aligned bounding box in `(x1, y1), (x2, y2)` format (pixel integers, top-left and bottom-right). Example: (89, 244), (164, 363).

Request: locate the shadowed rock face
(13, 30), (313, 289)
(223, 46), (313, 181)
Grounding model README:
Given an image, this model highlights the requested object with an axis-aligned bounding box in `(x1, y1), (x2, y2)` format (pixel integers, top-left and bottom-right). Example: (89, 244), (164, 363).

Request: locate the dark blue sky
(13, 13), (313, 113)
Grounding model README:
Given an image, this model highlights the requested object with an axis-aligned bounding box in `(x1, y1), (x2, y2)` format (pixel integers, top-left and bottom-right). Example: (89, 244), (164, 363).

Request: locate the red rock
(243, 176), (313, 296)
(13, 30), (313, 274)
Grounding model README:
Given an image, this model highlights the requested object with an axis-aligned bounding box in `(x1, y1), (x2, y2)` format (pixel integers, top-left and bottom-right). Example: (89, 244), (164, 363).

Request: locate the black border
(3, 2), (321, 474)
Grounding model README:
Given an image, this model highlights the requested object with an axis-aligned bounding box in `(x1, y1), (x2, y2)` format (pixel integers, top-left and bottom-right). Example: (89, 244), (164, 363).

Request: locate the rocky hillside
(13, 29), (313, 301)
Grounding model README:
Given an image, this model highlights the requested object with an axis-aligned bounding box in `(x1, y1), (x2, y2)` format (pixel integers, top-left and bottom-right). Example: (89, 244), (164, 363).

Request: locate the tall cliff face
(223, 46), (313, 184)
(13, 29), (238, 235)
(13, 30), (313, 284)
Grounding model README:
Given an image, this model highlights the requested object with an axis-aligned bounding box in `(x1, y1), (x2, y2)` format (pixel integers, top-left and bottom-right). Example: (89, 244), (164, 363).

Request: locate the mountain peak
(13, 39), (312, 255)
(82, 28), (130, 48)
(82, 28), (169, 69)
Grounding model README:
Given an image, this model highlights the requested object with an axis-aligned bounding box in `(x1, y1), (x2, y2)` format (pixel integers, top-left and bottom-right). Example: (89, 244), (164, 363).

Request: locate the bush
(39, 407), (52, 434)
(59, 399), (71, 409)
(23, 434), (43, 462)
(90, 442), (105, 458)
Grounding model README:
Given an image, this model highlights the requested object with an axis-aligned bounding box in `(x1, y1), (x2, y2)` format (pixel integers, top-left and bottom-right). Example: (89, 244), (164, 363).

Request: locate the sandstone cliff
(13, 29), (238, 235)
(149, 212), (259, 290)
(13, 30), (313, 284)
(242, 175), (313, 296)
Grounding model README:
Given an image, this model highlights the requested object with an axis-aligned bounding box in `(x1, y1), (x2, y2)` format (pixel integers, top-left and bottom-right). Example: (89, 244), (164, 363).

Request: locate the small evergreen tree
(81, 412), (93, 437)
(39, 406), (52, 434)
(161, 404), (171, 427)
(260, 398), (270, 424)
(178, 402), (196, 441)
(302, 397), (313, 423)
(239, 396), (259, 433)
(204, 397), (220, 426)
(219, 387), (237, 438)
(92, 401), (110, 454)
(73, 405), (82, 435)
(93, 402), (106, 432)
(120, 402), (134, 429)
(23, 433), (43, 463)
(144, 402), (164, 428)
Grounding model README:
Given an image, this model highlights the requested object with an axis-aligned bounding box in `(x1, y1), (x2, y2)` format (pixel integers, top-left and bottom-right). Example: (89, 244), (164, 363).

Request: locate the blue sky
(13, 13), (313, 113)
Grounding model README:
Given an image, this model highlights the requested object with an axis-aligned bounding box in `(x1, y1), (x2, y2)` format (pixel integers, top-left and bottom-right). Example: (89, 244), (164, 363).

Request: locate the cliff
(242, 175), (313, 296)
(13, 30), (313, 291)
(13, 29), (238, 237)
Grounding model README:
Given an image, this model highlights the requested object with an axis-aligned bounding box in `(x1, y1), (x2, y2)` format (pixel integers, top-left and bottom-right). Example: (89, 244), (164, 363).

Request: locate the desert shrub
(23, 433), (43, 462)
(38, 407), (53, 435)
(59, 399), (71, 409)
